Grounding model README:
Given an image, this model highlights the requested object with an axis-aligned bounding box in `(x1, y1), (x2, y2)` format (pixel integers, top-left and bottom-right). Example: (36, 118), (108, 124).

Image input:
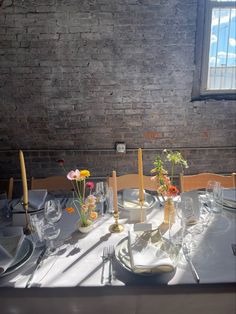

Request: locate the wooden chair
(0, 177), (14, 200)
(31, 176), (73, 192)
(180, 172), (236, 192)
(108, 173), (158, 192)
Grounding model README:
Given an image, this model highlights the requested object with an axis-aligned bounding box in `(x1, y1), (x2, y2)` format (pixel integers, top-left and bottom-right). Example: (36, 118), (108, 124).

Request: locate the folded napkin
(128, 231), (174, 273)
(0, 227), (24, 274)
(13, 189), (48, 213)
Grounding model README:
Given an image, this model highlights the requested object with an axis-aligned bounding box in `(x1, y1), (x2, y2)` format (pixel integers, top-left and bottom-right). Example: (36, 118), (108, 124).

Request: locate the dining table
(0, 190), (236, 314)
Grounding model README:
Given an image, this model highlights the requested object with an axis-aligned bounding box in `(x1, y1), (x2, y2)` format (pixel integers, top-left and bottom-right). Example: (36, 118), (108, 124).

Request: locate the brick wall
(0, 0), (235, 191)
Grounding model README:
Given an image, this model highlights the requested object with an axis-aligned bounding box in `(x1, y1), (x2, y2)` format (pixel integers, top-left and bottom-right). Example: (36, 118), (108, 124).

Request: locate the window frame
(192, 0), (236, 101)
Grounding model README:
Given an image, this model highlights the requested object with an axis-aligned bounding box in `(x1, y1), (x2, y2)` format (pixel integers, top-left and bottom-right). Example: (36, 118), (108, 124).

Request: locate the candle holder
(22, 202), (32, 235)
(109, 211), (124, 233)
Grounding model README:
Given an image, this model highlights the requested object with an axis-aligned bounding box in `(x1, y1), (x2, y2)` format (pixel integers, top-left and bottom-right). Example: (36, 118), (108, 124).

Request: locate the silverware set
(101, 245), (114, 284)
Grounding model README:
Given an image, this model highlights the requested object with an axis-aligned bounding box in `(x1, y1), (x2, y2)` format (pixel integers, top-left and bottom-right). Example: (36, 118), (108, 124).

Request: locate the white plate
(223, 188), (236, 203)
(118, 189), (157, 210)
(0, 238), (35, 277)
(115, 231), (178, 276)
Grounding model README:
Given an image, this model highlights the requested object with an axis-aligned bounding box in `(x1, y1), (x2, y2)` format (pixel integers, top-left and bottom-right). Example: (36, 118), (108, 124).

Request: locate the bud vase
(164, 197), (175, 224)
(77, 220), (93, 233)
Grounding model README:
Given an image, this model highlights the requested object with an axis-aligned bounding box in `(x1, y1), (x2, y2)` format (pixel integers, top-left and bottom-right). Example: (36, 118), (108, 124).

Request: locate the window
(192, 0), (236, 100)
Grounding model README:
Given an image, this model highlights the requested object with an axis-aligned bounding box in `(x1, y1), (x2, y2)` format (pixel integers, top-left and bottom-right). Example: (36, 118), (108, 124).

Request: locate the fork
(101, 247), (108, 284)
(108, 245), (115, 284)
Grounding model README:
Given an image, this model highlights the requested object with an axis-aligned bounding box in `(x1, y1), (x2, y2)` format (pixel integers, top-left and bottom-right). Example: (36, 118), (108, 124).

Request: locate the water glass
(43, 223), (61, 255)
(95, 182), (107, 215)
(30, 214), (46, 246)
(106, 186), (114, 214)
(168, 210), (183, 249)
(44, 200), (62, 223)
(206, 181), (222, 213)
(0, 192), (11, 220)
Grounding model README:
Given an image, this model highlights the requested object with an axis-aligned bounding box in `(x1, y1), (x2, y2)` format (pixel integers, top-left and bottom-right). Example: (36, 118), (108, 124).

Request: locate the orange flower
(168, 185), (179, 196)
(66, 207), (75, 214)
(90, 211), (98, 220)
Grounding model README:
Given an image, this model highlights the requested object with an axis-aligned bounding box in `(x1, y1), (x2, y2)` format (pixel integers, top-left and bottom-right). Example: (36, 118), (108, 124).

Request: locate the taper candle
(112, 170), (118, 214)
(138, 148), (144, 203)
(19, 150), (28, 209)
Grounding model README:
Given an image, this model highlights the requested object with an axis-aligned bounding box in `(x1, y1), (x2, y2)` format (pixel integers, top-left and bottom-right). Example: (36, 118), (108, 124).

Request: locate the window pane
(207, 7), (236, 90)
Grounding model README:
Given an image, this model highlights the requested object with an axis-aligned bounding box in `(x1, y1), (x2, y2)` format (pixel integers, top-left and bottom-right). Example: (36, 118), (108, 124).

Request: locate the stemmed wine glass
(175, 197), (197, 250)
(95, 182), (107, 215)
(44, 200), (62, 255)
(44, 200), (62, 223)
(42, 223), (61, 255)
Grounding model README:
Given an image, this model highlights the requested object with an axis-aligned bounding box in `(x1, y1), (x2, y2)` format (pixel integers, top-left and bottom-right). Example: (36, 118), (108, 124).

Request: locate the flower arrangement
(151, 149), (188, 198)
(66, 169), (98, 227)
(56, 160), (98, 227)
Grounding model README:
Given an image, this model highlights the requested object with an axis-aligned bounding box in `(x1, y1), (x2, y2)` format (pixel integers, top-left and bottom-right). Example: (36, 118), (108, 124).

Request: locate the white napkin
(0, 227), (24, 274)
(128, 231), (174, 273)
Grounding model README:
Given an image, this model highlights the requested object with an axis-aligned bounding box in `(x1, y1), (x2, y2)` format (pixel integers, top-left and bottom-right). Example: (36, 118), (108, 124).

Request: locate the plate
(118, 189), (157, 210)
(115, 231), (178, 276)
(0, 238), (35, 277)
(223, 188), (236, 203)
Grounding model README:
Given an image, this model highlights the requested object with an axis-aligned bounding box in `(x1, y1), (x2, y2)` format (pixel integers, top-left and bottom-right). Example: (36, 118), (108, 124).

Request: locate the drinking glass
(106, 186), (114, 214)
(44, 200), (62, 223)
(43, 223), (60, 255)
(175, 197), (198, 250)
(95, 182), (107, 215)
(30, 214), (45, 246)
(206, 181), (222, 213)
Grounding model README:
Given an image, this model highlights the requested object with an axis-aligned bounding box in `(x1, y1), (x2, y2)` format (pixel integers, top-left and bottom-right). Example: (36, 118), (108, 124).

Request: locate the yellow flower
(80, 170), (90, 178)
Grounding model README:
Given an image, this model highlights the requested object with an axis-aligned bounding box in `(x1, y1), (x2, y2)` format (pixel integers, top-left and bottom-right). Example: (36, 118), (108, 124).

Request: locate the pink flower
(86, 194), (96, 205)
(67, 169), (80, 180)
(86, 181), (94, 190)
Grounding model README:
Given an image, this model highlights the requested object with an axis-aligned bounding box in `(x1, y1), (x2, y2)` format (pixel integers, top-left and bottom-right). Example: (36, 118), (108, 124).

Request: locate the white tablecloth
(0, 200), (236, 288)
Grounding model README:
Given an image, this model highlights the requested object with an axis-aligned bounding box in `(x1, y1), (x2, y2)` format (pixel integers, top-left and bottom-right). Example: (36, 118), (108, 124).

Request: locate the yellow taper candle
(19, 150), (28, 209)
(112, 170), (118, 214)
(138, 148), (144, 203)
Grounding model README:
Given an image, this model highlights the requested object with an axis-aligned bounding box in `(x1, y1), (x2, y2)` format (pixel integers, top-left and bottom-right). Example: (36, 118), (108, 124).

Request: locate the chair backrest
(0, 177), (14, 200)
(180, 172), (236, 192)
(8, 177), (14, 200)
(108, 173), (158, 192)
(31, 176), (73, 192)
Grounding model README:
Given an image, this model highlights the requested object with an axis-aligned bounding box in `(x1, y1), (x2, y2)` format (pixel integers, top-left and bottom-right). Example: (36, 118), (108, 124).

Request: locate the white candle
(19, 150), (28, 209)
(112, 170), (118, 214)
(138, 148), (144, 203)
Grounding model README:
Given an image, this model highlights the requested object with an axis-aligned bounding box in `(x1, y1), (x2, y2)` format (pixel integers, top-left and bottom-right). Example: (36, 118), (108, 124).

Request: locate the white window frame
(192, 0), (236, 100)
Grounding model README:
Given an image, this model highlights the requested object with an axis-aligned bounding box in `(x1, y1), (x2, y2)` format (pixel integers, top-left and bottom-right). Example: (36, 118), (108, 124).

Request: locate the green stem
(171, 162), (174, 185)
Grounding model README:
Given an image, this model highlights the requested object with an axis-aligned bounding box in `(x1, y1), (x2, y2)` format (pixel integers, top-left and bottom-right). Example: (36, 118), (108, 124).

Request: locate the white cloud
(229, 38), (236, 46)
(212, 10), (236, 26)
(218, 51), (236, 58)
(211, 34), (218, 44)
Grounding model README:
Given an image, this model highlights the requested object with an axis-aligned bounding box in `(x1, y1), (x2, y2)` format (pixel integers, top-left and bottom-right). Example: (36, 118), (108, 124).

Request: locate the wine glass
(43, 223), (61, 255)
(175, 197), (197, 250)
(95, 182), (107, 215)
(44, 200), (62, 223)
(206, 180), (222, 214)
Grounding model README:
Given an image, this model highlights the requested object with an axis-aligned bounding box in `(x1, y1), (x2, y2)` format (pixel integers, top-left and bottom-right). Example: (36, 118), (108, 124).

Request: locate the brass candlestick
(109, 211), (124, 233)
(23, 202), (32, 235)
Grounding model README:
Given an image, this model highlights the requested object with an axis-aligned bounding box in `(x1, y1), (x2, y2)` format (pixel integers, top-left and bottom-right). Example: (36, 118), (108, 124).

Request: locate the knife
(182, 243), (200, 284)
(26, 246), (47, 288)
